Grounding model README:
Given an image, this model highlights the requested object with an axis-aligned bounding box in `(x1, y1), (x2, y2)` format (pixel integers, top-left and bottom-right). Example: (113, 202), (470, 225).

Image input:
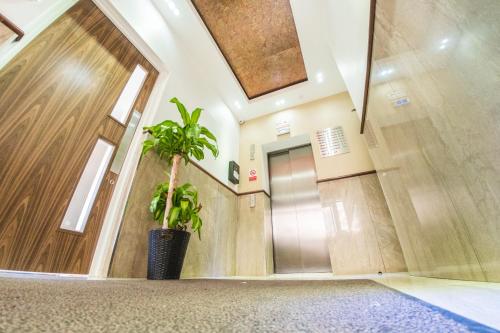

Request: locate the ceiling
(191, 0), (307, 99)
(152, 0), (347, 121)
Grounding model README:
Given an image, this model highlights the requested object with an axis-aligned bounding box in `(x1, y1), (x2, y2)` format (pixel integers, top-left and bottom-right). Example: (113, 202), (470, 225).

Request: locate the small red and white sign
(249, 169), (257, 181)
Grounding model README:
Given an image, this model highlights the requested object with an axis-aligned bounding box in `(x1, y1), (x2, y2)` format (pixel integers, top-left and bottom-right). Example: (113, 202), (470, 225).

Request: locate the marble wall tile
(235, 193), (273, 276)
(109, 155), (400, 278)
(360, 174), (407, 273)
(176, 162), (220, 278)
(365, 0), (500, 281)
(210, 184), (238, 277)
(318, 174), (406, 275)
(108, 154), (162, 278)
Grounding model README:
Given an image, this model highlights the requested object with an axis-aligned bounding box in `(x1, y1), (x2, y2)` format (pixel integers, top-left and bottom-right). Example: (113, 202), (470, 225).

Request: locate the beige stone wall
(364, 0), (500, 282)
(238, 92), (374, 193)
(109, 149), (403, 279)
(319, 174), (407, 275)
(109, 153), (238, 278)
(235, 193), (273, 276)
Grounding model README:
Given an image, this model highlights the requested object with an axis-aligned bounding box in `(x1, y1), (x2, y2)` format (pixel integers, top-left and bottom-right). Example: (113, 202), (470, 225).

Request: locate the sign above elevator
(275, 120), (290, 136)
(316, 126), (350, 158)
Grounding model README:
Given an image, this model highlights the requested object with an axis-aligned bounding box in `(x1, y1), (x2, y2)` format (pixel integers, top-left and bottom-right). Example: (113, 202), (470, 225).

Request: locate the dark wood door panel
(50, 172), (119, 274)
(0, 0), (158, 274)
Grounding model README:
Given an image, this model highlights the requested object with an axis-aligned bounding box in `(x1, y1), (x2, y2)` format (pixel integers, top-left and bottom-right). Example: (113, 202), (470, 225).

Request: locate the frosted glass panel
(110, 110), (141, 174)
(60, 139), (115, 233)
(109, 65), (148, 124)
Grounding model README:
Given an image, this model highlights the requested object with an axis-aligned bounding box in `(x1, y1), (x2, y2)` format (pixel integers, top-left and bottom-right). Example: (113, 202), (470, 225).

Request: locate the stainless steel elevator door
(269, 145), (332, 273)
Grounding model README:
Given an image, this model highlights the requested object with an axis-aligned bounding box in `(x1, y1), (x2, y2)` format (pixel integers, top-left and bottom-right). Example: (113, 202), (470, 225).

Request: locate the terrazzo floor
(1, 277), (498, 332)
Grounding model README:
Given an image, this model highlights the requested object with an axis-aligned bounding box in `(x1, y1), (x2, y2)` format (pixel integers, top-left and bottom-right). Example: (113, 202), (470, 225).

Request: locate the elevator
(269, 145), (331, 273)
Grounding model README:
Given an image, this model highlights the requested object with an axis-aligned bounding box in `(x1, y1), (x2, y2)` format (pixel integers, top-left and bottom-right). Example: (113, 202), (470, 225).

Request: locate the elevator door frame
(267, 144), (332, 274)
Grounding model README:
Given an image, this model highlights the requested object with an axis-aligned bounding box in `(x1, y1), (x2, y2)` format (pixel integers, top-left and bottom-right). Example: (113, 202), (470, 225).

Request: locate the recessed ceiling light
(167, 1), (180, 16)
(275, 99), (285, 106)
(379, 68), (394, 76)
(316, 72), (324, 83)
(438, 38), (450, 50)
(234, 101), (242, 110)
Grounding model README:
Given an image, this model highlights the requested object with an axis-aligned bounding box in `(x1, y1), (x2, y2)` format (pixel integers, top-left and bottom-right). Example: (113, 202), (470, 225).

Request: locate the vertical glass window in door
(109, 65), (148, 125)
(60, 139), (115, 233)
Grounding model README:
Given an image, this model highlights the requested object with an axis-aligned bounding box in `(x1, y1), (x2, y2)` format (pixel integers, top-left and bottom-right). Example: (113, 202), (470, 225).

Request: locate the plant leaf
(170, 97), (190, 125)
(180, 199), (189, 212)
(201, 126), (217, 142)
(168, 207), (181, 228)
(186, 125), (201, 139)
(142, 139), (154, 156)
(190, 108), (202, 124)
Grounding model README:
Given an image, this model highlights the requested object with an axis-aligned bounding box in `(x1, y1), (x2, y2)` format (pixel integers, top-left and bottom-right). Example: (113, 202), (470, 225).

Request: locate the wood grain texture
(0, 14), (23, 41)
(191, 0), (307, 99)
(0, 21), (13, 45)
(359, 0), (376, 134)
(0, 0), (158, 274)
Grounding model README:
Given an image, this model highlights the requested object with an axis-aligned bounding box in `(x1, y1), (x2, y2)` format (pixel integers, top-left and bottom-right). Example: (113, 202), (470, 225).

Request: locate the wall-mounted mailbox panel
(228, 160), (240, 184)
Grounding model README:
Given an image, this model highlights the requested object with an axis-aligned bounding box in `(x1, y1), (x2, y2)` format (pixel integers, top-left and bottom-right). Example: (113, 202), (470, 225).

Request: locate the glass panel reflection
(109, 65), (148, 124)
(110, 110), (141, 174)
(60, 139), (115, 233)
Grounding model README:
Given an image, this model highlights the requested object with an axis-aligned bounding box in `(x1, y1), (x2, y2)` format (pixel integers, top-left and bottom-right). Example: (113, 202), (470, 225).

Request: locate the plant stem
(162, 154), (181, 229)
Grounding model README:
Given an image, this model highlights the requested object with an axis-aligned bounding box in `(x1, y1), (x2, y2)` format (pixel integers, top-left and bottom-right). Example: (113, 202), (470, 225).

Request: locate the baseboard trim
(0, 269), (87, 280)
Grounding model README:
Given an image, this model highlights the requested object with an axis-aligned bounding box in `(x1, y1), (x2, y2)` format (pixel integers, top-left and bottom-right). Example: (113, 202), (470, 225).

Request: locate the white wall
(156, 69), (240, 190)
(0, 0), (65, 28)
(325, 0), (371, 119)
(108, 0), (240, 190)
(0, 0), (77, 69)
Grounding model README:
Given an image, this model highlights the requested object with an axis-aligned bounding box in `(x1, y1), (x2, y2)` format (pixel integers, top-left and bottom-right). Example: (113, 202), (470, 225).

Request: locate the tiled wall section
(365, 0), (500, 281)
(109, 157), (404, 278)
(235, 193), (273, 276)
(109, 153), (238, 278)
(318, 174), (407, 274)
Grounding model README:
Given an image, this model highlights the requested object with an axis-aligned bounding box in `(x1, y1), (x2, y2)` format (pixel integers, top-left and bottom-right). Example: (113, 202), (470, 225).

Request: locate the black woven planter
(147, 228), (190, 280)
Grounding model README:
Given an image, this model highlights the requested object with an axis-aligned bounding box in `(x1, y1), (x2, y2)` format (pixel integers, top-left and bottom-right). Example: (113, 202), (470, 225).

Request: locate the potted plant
(142, 97), (218, 280)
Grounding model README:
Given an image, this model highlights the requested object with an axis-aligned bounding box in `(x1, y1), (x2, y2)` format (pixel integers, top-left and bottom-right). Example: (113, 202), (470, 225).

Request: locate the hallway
(1, 274), (499, 332)
(0, 0), (499, 331)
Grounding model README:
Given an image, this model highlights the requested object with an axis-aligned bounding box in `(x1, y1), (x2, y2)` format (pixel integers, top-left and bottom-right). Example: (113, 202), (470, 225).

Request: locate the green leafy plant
(142, 97), (218, 231)
(150, 182), (203, 239)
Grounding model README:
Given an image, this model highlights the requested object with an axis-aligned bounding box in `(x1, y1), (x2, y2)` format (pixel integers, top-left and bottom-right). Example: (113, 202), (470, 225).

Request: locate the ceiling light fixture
(316, 72), (324, 83)
(379, 68), (394, 76)
(439, 38), (450, 50)
(167, 1), (180, 16)
(275, 99), (285, 106)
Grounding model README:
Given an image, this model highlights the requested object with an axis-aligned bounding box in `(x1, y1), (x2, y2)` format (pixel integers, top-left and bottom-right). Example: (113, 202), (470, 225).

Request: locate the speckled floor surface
(0, 278), (497, 332)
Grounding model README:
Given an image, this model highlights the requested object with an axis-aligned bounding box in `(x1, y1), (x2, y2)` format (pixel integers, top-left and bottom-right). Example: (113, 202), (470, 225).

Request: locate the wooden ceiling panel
(192, 0), (308, 99)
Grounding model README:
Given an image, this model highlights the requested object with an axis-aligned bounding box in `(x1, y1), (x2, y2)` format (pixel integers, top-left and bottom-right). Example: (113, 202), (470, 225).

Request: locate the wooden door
(0, 0), (158, 274)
